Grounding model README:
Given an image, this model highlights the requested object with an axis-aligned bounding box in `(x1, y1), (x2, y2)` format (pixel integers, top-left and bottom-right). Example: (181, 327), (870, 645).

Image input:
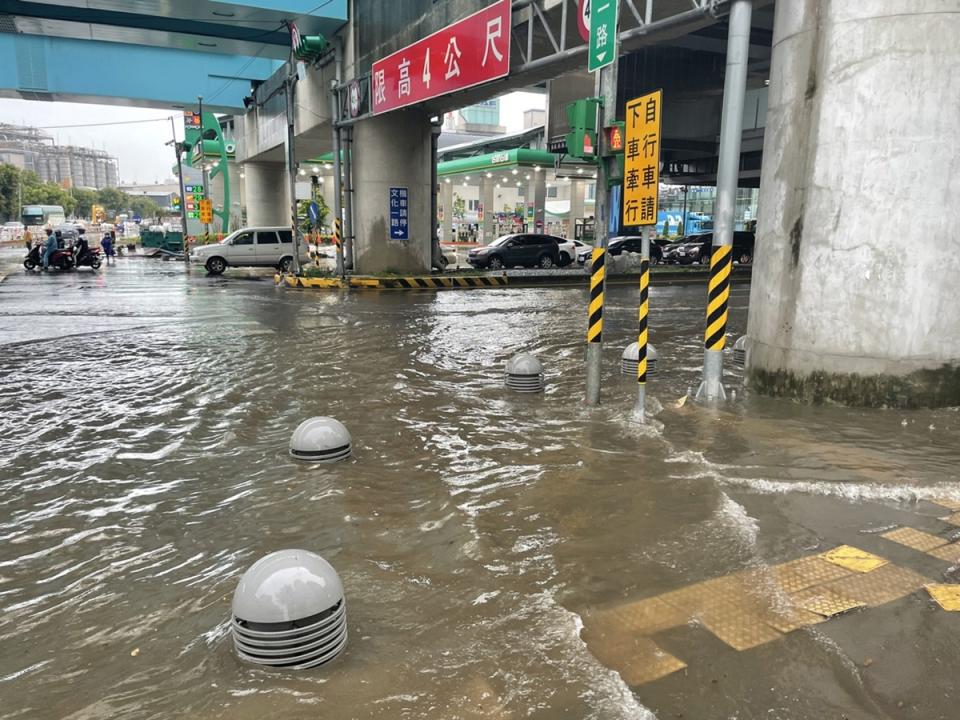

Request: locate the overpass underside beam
(0, 34), (280, 112)
(337, 0), (748, 125)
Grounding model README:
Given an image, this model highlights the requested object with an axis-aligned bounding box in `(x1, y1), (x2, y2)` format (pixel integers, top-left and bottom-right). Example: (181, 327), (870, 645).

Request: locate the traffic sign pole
(585, 0), (619, 407)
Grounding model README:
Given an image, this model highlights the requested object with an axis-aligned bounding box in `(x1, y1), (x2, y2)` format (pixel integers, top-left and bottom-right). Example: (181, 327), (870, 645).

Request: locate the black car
(467, 233), (562, 270)
(695, 231), (756, 265)
(576, 236), (664, 264)
(664, 232), (755, 265)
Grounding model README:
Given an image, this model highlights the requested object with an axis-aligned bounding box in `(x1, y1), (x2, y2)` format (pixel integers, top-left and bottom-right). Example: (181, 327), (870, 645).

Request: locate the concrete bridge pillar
(352, 109), (432, 273)
(528, 172), (546, 233)
(439, 180), (453, 243)
(568, 178), (586, 239)
(243, 161), (287, 227)
(480, 177), (495, 244)
(747, 0), (960, 407)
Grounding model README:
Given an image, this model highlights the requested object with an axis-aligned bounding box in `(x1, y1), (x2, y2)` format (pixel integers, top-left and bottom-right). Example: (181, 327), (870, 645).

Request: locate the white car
(190, 226), (310, 275)
(556, 238), (578, 266)
(438, 244), (459, 270)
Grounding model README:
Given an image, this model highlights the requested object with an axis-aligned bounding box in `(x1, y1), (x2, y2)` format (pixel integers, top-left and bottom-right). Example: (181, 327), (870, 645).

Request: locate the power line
(36, 116), (176, 130)
(203, 0), (341, 104)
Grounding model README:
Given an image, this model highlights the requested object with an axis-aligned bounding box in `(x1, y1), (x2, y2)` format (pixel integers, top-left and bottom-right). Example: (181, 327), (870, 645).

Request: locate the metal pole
(681, 184), (688, 236)
(695, 0), (752, 402)
(197, 96), (210, 238)
(329, 80), (345, 277)
(342, 126), (354, 271)
(584, 57), (619, 407)
(169, 117), (190, 258)
(430, 120), (443, 270)
(284, 67), (303, 275)
(633, 229), (651, 421)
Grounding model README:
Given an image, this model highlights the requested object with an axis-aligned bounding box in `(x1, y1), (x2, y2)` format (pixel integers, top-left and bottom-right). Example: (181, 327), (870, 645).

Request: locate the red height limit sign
(371, 0), (512, 115)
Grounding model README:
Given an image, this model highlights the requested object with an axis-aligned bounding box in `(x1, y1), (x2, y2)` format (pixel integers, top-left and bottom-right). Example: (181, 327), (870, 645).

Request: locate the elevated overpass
(0, 0), (347, 110)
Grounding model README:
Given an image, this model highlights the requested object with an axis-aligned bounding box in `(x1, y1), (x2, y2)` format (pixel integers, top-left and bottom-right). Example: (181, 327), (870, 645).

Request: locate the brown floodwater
(1, 252), (958, 719)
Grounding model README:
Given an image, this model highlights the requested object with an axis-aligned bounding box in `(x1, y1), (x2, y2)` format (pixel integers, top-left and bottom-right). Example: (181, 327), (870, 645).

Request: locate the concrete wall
(746, 0), (960, 407)
(243, 161), (287, 227)
(352, 109), (433, 273)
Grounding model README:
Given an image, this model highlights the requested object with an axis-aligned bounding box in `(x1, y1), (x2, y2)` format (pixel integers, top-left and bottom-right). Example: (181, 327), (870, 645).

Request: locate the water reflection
(0, 257), (957, 719)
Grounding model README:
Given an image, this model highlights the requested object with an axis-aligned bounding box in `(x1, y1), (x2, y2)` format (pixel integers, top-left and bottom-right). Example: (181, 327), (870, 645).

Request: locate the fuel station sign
(371, 0), (511, 114)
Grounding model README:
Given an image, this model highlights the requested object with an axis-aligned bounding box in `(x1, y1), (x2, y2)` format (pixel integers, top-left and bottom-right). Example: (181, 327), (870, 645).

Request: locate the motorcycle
(23, 242), (75, 272)
(73, 237), (102, 270)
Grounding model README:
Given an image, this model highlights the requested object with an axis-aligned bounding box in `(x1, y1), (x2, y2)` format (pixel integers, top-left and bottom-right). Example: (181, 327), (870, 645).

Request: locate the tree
(452, 193), (466, 220)
(128, 196), (161, 222)
(97, 187), (128, 217)
(677, 219), (684, 238)
(0, 163), (21, 222)
(72, 188), (98, 220)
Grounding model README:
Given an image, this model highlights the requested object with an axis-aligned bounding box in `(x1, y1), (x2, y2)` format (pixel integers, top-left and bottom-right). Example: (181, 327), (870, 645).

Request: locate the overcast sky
(0, 90), (545, 186)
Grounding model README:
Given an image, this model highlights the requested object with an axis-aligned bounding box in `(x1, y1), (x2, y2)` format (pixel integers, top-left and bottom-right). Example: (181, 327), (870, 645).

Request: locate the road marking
(926, 584), (960, 611)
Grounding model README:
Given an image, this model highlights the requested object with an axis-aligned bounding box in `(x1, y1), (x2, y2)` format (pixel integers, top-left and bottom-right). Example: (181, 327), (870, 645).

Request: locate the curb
(274, 267), (752, 292)
(276, 274), (509, 290)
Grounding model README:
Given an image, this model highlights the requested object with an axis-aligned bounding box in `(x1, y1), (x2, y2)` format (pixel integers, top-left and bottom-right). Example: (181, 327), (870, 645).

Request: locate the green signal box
(294, 34), (328, 62)
(564, 97), (601, 160)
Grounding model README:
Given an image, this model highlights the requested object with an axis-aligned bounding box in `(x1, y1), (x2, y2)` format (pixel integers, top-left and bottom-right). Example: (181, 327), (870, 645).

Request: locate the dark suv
(467, 234), (562, 269)
(695, 231), (756, 265)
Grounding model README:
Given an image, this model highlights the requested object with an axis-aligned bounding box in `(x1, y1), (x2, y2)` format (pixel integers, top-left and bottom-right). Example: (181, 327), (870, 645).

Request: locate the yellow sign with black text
(199, 198), (213, 224)
(623, 90), (662, 227)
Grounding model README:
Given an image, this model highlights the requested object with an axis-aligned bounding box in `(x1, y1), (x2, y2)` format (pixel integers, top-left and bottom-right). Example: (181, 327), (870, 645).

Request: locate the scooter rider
(42, 227), (58, 271)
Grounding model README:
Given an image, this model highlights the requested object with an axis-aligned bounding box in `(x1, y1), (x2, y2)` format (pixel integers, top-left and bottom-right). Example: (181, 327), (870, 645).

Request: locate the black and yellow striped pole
(633, 254), (650, 420)
(334, 217), (343, 274)
(695, 243), (732, 400)
(585, 247), (606, 403)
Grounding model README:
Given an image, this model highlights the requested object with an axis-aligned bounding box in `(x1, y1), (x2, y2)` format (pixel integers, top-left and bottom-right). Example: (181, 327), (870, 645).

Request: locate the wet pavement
(1, 248), (958, 720)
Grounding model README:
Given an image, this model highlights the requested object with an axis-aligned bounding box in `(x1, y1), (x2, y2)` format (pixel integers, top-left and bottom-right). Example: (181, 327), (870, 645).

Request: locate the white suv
(190, 226), (310, 275)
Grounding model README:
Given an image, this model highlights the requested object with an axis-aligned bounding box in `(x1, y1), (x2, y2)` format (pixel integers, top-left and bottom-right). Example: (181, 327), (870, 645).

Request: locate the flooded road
(1, 251), (958, 720)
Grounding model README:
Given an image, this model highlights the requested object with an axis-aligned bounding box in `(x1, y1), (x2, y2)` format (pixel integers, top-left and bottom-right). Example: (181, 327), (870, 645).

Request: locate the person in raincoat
(42, 227), (58, 271)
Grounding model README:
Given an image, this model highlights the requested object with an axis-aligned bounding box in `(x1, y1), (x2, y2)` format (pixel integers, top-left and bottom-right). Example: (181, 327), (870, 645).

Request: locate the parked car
(694, 231), (756, 265)
(437, 244), (459, 270)
(577, 236), (664, 266)
(556, 238), (581, 266)
(662, 239), (704, 265)
(190, 226), (311, 275)
(466, 233), (562, 269)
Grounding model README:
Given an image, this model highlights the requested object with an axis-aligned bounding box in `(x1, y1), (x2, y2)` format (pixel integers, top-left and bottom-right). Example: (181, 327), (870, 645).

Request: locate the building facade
(0, 123), (119, 189)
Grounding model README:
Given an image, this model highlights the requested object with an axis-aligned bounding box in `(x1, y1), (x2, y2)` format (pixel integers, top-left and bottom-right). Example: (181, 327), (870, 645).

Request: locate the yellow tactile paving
(771, 555), (854, 593)
(880, 527), (948, 552)
(763, 605), (826, 634)
(822, 564), (927, 607)
(585, 595), (688, 637)
(580, 627), (687, 686)
(926, 543), (960, 563)
(698, 603), (784, 651)
(820, 545), (889, 573)
(930, 498), (960, 512)
(942, 512), (960, 526)
(790, 587), (865, 617)
(925, 584), (960, 611)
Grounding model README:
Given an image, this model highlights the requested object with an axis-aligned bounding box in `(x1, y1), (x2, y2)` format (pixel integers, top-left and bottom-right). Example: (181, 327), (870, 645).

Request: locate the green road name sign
(588, 0), (619, 73)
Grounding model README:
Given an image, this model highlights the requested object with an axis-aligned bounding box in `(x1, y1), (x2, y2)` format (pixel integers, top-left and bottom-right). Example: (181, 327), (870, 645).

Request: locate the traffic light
(564, 98), (601, 161)
(291, 26), (328, 62)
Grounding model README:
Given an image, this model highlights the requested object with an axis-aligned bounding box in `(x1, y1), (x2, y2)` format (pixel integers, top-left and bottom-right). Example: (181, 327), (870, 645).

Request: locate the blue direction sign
(308, 201), (320, 226)
(389, 187), (409, 240)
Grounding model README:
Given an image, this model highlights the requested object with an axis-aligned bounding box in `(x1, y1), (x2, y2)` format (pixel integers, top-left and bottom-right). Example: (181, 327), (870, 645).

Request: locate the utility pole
(284, 56), (303, 275)
(197, 95), (210, 239)
(329, 79), (344, 277)
(584, 45), (619, 406)
(695, 0), (752, 402)
(167, 116), (190, 257)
